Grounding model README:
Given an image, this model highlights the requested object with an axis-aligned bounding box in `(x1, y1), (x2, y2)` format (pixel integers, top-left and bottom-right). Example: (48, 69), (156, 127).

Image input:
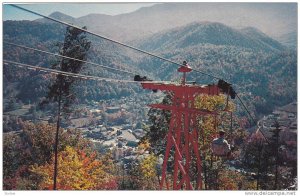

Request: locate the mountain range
(32, 3), (297, 47)
(135, 22), (286, 52)
(3, 3), (297, 118)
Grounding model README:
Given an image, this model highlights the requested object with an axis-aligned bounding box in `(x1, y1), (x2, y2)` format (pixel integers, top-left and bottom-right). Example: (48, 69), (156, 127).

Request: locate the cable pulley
(217, 79), (236, 99)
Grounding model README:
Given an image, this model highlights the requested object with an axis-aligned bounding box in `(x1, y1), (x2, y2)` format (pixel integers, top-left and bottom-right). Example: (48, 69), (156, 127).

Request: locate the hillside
(3, 19), (297, 117)
(132, 22), (296, 116)
(134, 22), (285, 52)
(3, 20), (147, 104)
(240, 27), (286, 51)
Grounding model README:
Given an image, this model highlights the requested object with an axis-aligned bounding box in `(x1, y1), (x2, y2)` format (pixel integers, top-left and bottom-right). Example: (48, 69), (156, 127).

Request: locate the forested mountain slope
(133, 22), (296, 115)
(3, 19), (297, 117)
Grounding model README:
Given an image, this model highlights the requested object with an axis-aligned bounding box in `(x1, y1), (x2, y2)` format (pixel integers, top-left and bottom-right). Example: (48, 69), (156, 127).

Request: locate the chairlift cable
(4, 41), (137, 76)
(236, 94), (270, 144)
(4, 59), (174, 85)
(4, 60), (138, 84)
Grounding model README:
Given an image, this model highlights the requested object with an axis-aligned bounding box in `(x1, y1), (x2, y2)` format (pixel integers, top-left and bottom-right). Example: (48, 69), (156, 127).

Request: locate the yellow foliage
(138, 153), (159, 189)
(30, 146), (116, 190)
(217, 169), (241, 190)
(140, 153), (157, 179)
(195, 94), (235, 112)
(194, 94), (235, 156)
(217, 169), (257, 190)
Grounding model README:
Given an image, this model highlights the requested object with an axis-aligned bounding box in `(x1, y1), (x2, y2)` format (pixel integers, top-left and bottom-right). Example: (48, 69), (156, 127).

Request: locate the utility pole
(122, 150), (125, 189)
(53, 83), (62, 190)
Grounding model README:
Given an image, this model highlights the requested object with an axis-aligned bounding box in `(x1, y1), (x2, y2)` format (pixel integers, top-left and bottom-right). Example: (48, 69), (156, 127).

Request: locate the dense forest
(3, 20), (297, 118)
(134, 22), (296, 116)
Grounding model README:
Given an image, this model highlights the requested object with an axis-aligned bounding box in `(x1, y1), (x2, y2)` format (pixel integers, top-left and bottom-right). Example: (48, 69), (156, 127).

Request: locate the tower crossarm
(149, 103), (218, 115)
(141, 82), (220, 95)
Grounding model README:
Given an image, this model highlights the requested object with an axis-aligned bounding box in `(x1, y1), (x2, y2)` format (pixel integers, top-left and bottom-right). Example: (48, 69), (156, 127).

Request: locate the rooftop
(103, 139), (117, 147)
(120, 130), (137, 142)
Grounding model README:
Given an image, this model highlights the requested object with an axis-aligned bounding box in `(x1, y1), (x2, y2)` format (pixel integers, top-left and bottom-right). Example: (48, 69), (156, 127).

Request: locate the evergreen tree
(242, 137), (268, 189)
(6, 97), (18, 111)
(142, 93), (172, 155)
(42, 26), (91, 190)
(266, 121), (295, 190)
(242, 124), (283, 190)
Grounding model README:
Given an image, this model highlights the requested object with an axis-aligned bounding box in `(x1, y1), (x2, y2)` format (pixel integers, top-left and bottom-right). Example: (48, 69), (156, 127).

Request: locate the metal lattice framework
(141, 64), (220, 190)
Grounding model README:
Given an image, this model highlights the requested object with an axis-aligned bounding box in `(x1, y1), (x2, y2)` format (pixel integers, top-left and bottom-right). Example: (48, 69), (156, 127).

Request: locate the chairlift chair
(211, 129), (231, 157)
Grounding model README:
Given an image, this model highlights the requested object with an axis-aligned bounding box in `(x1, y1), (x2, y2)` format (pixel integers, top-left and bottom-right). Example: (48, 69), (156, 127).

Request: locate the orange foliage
(30, 146), (117, 190)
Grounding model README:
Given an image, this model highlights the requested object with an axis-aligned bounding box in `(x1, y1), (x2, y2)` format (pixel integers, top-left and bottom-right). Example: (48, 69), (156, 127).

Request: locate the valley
(2, 3), (297, 191)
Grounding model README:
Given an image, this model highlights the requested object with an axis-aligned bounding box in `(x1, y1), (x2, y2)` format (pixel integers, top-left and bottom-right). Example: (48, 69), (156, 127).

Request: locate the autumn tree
(123, 141), (160, 190)
(30, 146), (117, 190)
(3, 133), (23, 185)
(138, 153), (160, 190)
(3, 122), (90, 190)
(217, 169), (256, 190)
(42, 26), (91, 189)
(193, 94), (240, 189)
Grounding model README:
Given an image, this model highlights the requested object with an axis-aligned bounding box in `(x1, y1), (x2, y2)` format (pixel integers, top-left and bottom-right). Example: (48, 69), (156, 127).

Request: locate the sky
(3, 3), (159, 21)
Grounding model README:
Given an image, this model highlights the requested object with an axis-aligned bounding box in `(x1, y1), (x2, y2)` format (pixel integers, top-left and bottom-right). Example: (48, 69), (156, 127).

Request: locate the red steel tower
(141, 62), (220, 190)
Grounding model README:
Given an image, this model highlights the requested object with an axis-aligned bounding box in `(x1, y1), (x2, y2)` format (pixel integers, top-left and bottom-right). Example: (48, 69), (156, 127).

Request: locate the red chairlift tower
(141, 61), (220, 190)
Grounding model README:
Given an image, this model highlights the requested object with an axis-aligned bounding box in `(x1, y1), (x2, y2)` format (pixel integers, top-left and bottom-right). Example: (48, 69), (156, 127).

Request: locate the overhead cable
(236, 94), (256, 125)
(4, 60), (138, 83)
(236, 94), (270, 144)
(4, 41), (136, 76)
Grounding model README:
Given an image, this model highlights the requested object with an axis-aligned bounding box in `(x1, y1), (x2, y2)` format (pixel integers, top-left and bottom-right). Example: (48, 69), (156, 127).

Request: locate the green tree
(142, 93), (172, 155)
(6, 97), (18, 111)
